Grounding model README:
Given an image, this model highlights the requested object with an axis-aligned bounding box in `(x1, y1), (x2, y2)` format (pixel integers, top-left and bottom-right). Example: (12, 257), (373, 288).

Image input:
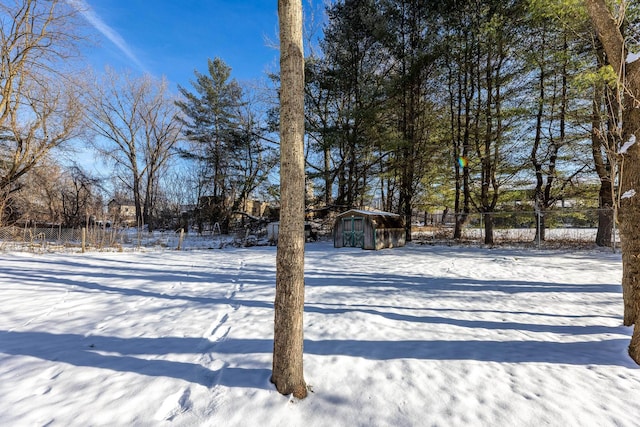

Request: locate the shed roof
(336, 209), (404, 228)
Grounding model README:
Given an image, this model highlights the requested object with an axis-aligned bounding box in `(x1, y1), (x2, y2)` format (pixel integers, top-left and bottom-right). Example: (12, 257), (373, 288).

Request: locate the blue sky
(73, 1), (287, 88)
(65, 0), (325, 178)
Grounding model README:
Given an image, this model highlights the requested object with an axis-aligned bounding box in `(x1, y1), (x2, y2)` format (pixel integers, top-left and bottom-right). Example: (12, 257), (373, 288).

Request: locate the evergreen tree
(526, 0), (594, 242)
(177, 58), (243, 230)
(315, 0), (392, 208)
(381, 0), (444, 239)
(441, 0), (527, 244)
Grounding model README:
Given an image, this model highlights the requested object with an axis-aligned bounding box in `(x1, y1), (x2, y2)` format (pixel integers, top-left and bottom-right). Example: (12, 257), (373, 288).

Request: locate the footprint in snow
(206, 313), (230, 342)
(35, 385), (52, 395)
(154, 387), (192, 421)
(40, 366), (63, 381)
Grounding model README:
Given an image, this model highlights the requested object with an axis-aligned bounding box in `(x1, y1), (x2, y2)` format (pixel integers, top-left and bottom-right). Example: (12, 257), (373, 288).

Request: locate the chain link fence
(0, 225), (123, 252)
(0, 224), (241, 253)
(412, 208), (619, 249)
(0, 208), (619, 252)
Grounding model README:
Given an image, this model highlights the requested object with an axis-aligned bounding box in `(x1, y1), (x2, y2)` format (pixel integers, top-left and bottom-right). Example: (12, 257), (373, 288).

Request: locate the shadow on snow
(0, 330), (272, 389)
(0, 329), (635, 392)
(0, 245), (632, 390)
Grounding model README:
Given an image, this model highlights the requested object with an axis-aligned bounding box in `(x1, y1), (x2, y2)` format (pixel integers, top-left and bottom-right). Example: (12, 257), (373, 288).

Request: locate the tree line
(0, 0), (638, 245)
(303, 0), (639, 246)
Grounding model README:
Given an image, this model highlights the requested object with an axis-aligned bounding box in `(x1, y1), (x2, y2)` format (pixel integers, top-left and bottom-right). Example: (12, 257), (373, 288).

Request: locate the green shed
(333, 209), (406, 250)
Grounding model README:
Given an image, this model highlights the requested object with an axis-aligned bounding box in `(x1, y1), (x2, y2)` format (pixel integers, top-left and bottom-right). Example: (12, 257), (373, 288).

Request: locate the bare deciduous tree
(83, 69), (182, 230)
(139, 81), (183, 231)
(59, 165), (101, 228)
(0, 0), (84, 224)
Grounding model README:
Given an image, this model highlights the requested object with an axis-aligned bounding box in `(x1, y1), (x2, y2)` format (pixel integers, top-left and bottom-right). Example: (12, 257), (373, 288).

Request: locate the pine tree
(176, 58), (244, 231)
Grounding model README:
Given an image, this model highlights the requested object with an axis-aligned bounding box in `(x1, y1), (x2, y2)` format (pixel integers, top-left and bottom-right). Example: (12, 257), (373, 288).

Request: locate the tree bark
(595, 174), (614, 247)
(591, 45), (615, 247)
(483, 212), (494, 245)
(584, 0), (640, 363)
(272, 0), (307, 399)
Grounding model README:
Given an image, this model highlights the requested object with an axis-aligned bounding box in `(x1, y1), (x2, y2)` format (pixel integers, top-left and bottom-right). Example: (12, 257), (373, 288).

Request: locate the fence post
(534, 203), (542, 249)
(177, 228), (184, 251)
(82, 227), (86, 253)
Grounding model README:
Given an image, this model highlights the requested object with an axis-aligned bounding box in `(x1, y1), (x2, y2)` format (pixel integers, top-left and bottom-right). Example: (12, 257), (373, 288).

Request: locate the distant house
(107, 199), (137, 226)
(333, 209), (405, 250)
(241, 199), (268, 218)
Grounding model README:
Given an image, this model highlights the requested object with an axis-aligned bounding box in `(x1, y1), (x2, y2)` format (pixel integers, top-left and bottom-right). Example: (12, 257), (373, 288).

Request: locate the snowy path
(0, 243), (638, 426)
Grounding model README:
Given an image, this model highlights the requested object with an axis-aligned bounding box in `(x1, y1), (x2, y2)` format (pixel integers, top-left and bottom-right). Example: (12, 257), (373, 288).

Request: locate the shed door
(342, 217), (364, 248)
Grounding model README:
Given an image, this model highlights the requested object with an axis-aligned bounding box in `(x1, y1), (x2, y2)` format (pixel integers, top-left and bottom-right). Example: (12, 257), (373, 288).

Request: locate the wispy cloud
(65, 0), (146, 72)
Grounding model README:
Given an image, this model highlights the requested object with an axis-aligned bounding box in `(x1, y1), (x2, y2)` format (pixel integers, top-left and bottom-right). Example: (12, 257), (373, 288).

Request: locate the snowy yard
(1, 242), (638, 426)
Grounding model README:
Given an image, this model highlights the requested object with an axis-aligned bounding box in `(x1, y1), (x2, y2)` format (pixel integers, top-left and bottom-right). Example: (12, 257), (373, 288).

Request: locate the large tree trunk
(584, 0), (640, 363)
(272, 0), (307, 399)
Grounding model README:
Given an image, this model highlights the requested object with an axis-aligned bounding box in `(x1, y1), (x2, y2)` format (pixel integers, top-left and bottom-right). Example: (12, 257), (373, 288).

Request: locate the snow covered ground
(0, 242), (638, 426)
